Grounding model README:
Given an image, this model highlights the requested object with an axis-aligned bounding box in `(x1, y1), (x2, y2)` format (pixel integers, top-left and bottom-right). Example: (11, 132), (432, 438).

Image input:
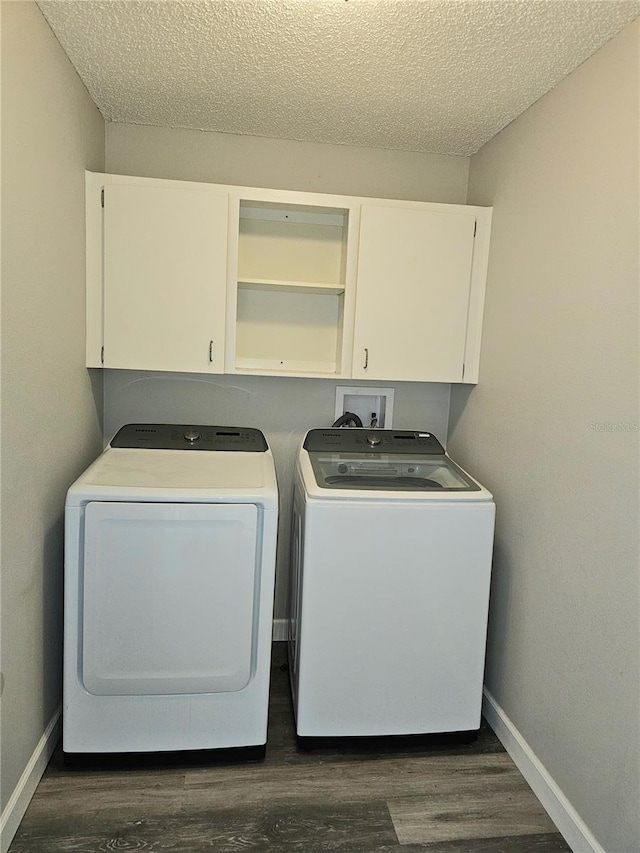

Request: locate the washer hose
(332, 412), (363, 428)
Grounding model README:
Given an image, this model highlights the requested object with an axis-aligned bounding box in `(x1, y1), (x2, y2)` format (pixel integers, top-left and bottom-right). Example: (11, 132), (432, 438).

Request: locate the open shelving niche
(232, 199), (351, 376)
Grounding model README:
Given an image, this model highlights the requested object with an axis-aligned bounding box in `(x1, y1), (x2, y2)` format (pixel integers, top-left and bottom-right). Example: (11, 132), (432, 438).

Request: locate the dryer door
(82, 501), (258, 696)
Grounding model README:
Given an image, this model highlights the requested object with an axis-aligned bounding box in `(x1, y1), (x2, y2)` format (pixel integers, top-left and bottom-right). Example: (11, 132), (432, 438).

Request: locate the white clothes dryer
(64, 423), (278, 760)
(289, 428), (495, 743)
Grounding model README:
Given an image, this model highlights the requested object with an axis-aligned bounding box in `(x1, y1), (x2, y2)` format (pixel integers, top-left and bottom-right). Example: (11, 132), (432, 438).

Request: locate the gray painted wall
(448, 21), (639, 853)
(0, 0), (104, 818)
(104, 125), (469, 618)
(105, 122), (469, 202)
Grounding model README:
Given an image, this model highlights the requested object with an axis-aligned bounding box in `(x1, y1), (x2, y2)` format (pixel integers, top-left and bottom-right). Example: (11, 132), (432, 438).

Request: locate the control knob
(184, 430), (201, 443)
(366, 434), (381, 447)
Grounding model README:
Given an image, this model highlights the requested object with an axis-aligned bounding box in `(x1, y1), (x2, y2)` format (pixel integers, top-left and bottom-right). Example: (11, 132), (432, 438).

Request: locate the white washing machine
(289, 428), (495, 741)
(64, 423), (278, 759)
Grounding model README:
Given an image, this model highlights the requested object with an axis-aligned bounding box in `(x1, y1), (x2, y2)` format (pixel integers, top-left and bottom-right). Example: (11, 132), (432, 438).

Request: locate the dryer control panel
(303, 428), (445, 455)
(110, 423), (268, 451)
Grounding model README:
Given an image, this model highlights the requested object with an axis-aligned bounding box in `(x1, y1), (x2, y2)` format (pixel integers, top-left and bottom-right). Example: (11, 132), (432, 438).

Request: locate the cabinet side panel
(85, 172), (104, 367)
(462, 208), (493, 383)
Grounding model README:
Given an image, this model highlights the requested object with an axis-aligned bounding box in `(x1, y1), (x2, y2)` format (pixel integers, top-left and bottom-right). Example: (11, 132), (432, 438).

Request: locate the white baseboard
(0, 706), (61, 853)
(482, 688), (604, 853)
(272, 618), (287, 642)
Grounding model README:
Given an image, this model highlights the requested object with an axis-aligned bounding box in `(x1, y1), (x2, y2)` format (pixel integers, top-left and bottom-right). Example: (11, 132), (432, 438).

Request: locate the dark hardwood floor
(10, 644), (570, 852)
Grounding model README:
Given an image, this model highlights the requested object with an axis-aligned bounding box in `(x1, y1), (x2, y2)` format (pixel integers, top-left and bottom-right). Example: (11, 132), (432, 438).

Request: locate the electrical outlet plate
(334, 386), (395, 429)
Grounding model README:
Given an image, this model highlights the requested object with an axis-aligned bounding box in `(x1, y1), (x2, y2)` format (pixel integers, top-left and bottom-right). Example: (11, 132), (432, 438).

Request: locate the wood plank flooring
(10, 644), (570, 852)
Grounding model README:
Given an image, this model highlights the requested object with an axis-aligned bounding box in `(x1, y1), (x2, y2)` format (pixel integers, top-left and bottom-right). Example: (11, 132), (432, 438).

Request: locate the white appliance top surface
(67, 447), (278, 506)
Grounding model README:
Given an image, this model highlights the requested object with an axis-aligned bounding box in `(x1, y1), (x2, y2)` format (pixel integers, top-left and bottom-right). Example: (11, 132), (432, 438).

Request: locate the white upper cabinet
(86, 172), (491, 384)
(87, 173), (228, 373)
(352, 205), (478, 383)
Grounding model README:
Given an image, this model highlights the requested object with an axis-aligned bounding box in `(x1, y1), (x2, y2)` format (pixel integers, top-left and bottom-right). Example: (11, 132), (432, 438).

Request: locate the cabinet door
(352, 205), (476, 382)
(103, 181), (228, 372)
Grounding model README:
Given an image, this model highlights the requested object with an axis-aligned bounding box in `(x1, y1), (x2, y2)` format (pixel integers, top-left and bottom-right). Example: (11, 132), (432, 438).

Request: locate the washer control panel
(303, 429), (445, 455)
(110, 423), (268, 451)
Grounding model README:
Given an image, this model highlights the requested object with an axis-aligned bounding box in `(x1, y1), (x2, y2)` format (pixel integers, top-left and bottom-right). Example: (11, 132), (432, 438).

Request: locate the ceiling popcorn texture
(37, 0), (640, 156)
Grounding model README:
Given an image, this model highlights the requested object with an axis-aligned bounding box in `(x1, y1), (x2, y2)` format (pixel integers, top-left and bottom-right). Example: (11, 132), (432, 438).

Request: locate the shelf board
(239, 204), (346, 227)
(235, 357), (339, 376)
(237, 278), (345, 295)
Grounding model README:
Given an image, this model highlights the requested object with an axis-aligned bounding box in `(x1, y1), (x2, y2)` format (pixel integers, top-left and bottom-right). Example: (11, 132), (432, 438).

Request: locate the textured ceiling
(37, 0), (640, 156)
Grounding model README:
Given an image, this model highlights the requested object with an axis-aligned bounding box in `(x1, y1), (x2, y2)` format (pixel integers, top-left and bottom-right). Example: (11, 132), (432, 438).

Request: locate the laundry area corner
(2, 3), (639, 853)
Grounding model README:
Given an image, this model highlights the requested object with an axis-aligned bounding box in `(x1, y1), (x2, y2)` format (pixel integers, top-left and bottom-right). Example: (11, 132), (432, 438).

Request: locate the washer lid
(307, 451), (480, 492)
(66, 447), (278, 506)
(298, 430), (492, 501)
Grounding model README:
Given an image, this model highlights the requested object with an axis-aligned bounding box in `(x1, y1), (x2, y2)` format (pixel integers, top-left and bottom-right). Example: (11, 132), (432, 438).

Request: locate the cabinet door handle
(209, 341), (214, 363)
(363, 348), (369, 370)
